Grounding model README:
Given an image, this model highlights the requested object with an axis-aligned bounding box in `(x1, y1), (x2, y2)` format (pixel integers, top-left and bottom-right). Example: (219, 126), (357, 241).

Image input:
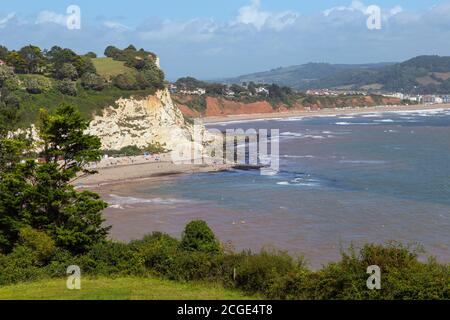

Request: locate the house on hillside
(255, 87), (269, 96)
(0, 59), (6, 66)
(179, 88), (206, 95)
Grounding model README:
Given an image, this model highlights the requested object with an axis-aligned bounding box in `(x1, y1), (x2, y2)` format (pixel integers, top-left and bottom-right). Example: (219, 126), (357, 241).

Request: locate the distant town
(169, 80), (450, 105)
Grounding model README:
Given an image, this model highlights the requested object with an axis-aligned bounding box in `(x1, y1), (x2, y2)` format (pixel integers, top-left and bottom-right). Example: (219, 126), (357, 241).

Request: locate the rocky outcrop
(87, 89), (204, 152)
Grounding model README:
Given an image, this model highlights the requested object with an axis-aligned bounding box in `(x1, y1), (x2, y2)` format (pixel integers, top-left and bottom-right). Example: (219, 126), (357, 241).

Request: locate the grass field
(0, 277), (255, 300)
(92, 57), (135, 79)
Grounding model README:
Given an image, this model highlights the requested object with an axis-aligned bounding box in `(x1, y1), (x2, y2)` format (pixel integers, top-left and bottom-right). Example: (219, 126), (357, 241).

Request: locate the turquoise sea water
(111, 108), (450, 267)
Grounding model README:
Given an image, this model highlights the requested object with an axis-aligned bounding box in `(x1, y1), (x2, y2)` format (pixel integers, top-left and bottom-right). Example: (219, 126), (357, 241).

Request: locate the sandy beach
(75, 153), (231, 188)
(200, 103), (450, 124)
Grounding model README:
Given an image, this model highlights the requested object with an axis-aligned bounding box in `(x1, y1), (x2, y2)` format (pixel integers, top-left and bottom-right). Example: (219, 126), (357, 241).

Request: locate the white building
(255, 87), (269, 95)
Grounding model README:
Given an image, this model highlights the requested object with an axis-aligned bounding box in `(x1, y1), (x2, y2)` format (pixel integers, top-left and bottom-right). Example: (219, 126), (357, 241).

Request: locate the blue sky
(0, 0), (448, 80)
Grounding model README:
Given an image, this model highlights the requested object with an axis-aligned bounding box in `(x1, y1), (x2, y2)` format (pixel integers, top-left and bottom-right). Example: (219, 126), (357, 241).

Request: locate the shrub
(131, 232), (180, 276)
(232, 250), (302, 297)
(112, 73), (138, 90)
(180, 220), (221, 254)
(24, 77), (52, 94)
(81, 72), (105, 91)
(54, 63), (79, 80)
(164, 250), (224, 281)
(57, 79), (77, 96)
(80, 241), (145, 276)
(19, 227), (55, 265)
(0, 65), (16, 87)
(0, 246), (46, 285)
(298, 243), (450, 300)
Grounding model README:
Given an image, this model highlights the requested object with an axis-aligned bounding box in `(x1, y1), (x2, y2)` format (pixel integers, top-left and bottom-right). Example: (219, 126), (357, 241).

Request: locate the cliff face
(174, 95), (403, 118)
(87, 89), (200, 151)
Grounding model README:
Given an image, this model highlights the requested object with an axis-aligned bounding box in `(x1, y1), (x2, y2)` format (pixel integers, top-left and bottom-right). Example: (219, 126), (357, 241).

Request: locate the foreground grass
(0, 277), (255, 300)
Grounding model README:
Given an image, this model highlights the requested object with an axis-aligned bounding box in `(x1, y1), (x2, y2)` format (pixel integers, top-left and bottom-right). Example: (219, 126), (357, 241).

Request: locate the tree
(85, 52), (97, 59)
(180, 220), (221, 254)
(0, 105), (109, 254)
(57, 79), (78, 96)
(6, 52), (27, 74)
(54, 63), (78, 80)
(24, 77), (52, 94)
(104, 46), (120, 58)
(112, 73), (138, 90)
(0, 46), (8, 61)
(18, 45), (46, 74)
(81, 72), (105, 91)
(0, 65), (16, 87)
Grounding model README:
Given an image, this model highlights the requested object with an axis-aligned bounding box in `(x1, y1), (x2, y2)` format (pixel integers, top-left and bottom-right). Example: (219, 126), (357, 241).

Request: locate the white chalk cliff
(87, 88), (206, 152)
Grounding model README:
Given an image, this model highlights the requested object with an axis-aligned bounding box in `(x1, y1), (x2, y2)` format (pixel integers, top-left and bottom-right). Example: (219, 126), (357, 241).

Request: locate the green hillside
(0, 277), (254, 300)
(0, 44), (165, 129)
(92, 57), (135, 80)
(223, 55), (450, 94)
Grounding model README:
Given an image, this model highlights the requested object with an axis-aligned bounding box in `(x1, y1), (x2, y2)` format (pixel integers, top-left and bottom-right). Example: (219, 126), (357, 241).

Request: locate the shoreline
(199, 103), (450, 124)
(75, 154), (232, 188)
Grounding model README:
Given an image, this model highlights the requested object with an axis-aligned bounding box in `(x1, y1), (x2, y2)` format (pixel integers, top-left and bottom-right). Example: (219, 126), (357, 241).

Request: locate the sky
(0, 0), (449, 80)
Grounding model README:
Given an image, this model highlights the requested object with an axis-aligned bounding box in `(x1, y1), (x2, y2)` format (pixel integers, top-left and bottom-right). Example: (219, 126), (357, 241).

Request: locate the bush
(54, 63), (78, 80)
(165, 250), (224, 281)
(112, 73), (138, 90)
(24, 77), (52, 94)
(231, 250), (303, 297)
(80, 241), (145, 276)
(296, 243), (450, 300)
(57, 79), (77, 96)
(81, 72), (105, 91)
(131, 232), (180, 276)
(180, 220), (221, 254)
(0, 246), (46, 285)
(19, 228), (55, 266)
(0, 65), (16, 87)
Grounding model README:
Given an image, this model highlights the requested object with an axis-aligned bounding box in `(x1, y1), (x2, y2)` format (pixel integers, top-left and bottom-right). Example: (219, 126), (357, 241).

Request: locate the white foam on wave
(339, 160), (387, 165)
(361, 114), (381, 118)
(108, 194), (195, 206)
(303, 135), (326, 139)
(335, 122), (378, 126)
(283, 155), (315, 159)
(374, 119), (395, 123)
(280, 131), (303, 137)
(276, 177), (321, 187)
(278, 117), (305, 122)
(339, 116), (355, 119)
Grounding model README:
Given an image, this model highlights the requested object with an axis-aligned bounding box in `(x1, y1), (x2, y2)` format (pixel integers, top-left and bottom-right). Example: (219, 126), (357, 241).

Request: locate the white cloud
(0, 13), (16, 29)
(103, 21), (131, 31)
(234, 0), (298, 30)
(36, 10), (67, 26)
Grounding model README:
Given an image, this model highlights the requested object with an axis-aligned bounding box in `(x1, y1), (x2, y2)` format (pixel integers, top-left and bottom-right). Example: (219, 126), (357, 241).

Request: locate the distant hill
(221, 56), (450, 94)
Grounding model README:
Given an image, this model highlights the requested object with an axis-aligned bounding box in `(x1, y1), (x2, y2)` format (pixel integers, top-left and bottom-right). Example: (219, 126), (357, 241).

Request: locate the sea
(104, 108), (450, 268)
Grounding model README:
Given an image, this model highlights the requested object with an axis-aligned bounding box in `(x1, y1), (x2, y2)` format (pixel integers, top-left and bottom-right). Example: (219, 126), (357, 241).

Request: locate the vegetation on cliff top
(0, 44), (165, 129)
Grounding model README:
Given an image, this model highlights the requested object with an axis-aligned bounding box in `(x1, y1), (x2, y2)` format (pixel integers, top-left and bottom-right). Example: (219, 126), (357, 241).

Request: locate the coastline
(76, 103), (450, 187)
(75, 153), (231, 188)
(199, 103), (450, 124)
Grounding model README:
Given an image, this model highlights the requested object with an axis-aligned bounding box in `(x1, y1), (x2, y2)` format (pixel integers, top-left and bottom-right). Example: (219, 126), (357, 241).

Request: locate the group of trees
(0, 104), (109, 254)
(0, 44), (104, 98)
(105, 45), (165, 92)
(1, 45), (96, 79)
